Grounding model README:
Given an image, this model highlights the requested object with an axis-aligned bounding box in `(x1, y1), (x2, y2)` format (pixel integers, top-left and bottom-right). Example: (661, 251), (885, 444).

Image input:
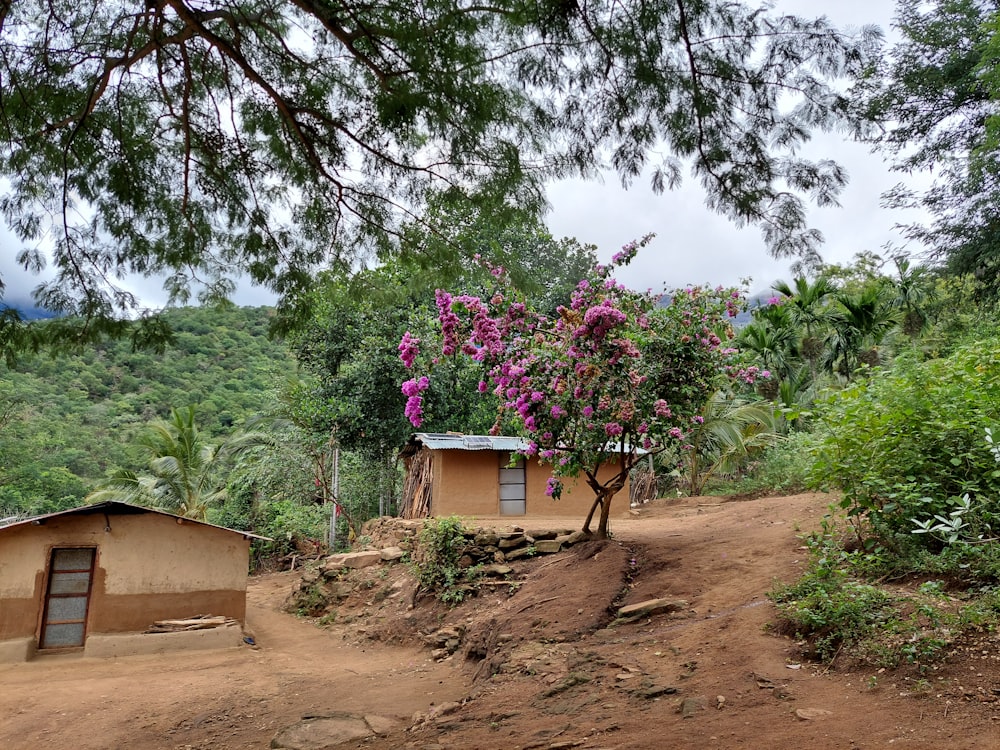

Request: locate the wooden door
(499, 455), (526, 515)
(39, 547), (96, 649)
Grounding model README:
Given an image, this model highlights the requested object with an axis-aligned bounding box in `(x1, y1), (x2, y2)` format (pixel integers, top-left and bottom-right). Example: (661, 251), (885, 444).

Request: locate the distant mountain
(655, 291), (766, 327)
(740, 292), (776, 325)
(0, 296), (58, 320)
(0, 305), (296, 515)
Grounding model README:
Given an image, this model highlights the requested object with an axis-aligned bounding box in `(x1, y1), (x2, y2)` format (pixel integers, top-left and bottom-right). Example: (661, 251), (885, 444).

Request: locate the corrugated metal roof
(410, 433), (531, 452)
(0, 500), (271, 540)
(406, 433), (648, 455)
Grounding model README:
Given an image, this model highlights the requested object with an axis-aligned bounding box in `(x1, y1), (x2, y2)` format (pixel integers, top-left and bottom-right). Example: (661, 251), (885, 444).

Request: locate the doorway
(39, 547), (96, 649)
(499, 454), (526, 515)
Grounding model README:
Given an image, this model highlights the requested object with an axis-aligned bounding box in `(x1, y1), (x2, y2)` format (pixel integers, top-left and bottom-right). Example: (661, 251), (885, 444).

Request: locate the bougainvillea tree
(400, 235), (750, 538)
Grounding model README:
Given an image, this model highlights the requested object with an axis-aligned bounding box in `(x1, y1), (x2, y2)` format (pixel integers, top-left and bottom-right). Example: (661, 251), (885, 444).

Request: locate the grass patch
(412, 516), (484, 604)
(771, 530), (1000, 670)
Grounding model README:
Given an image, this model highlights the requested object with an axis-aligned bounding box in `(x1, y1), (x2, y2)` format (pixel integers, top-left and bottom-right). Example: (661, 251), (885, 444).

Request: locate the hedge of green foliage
(211, 494), (329, 571)
(810, 336), (1000, 554)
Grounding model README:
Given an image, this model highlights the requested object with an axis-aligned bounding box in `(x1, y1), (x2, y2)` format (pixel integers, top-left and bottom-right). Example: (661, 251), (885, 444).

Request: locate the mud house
(398, 433), (635, 519)
(0, 501), (263, 662)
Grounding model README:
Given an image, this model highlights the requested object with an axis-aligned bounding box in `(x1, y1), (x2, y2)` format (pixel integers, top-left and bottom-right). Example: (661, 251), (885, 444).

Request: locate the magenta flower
(404, 396), (424, 427)
(398, 331), (420, 368)
(401, 377), (430, 427)
(401, 376), (429, 397)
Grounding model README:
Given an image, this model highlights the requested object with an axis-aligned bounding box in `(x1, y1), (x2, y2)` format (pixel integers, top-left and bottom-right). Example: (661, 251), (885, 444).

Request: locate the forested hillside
(0, 306), (295, 515)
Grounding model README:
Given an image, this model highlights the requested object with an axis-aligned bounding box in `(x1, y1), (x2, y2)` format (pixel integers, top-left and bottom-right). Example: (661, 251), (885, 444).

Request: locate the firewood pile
(399, 447), (433, 519)
(629, 465), (658, 506)
(145, 614), (237, 633)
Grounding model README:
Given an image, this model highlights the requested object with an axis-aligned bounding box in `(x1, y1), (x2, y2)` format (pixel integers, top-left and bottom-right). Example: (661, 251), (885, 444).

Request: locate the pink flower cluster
(398, 331), (420, 368)
(576, 301), (627, 341)
(401, 376), (429, 427)
(731, 365), (771, 385)
(436, 289), (518, 363)
(436, 290), (460, 356)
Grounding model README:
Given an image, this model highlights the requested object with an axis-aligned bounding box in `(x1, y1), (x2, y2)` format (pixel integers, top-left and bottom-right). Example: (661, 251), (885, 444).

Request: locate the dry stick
(819, 642), (845, 676)
(533, 556), (569, 572)
(510, 596), (559, 615)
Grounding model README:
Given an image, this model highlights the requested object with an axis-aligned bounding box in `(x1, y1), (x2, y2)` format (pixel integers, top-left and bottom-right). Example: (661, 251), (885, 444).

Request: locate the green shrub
(774, 527), (1000, 669)
(211, 495), (329, 570)
(770, 543), (896, 662)
(771, 573), (895, 662)
(809, 337), (1000, 558)
(412, 516), (482, 604)
(713, 429), (817, 496)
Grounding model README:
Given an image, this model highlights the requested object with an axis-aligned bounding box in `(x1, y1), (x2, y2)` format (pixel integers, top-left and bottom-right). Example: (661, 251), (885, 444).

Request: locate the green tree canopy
(285, 213), (598, 447)
(858, 0), (1000, 290)
(86, 404), (267, 519)
(0, 0), (878, 347)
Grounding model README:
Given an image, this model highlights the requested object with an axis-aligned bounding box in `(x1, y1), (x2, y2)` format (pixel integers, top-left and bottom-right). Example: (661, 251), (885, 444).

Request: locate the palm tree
(889, 255), (935, 345)
(825, 284), (899, 380)
(771, 275), (835, 382)
(87, 406), (266, 520)
(674, 392), (781, 496)
(737, 301), (798, 374)
(774, 364), (818, 433)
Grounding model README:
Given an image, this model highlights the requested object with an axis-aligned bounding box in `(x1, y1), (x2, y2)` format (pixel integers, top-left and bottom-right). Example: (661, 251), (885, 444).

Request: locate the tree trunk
(594, 487), (616, 539)
(581, 494), (602, 536)
(582, 487), (620, 540)
(580, 467), (628, 539)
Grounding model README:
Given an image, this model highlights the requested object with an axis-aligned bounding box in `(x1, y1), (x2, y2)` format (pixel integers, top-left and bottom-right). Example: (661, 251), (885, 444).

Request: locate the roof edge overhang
(0, 500), (271, 541)
(400, 432), (648, 458)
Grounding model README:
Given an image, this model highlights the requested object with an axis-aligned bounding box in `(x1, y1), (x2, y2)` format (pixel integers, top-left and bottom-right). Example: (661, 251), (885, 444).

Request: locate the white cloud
(544, 0), (920, 295)
(546, 134), (926, 295)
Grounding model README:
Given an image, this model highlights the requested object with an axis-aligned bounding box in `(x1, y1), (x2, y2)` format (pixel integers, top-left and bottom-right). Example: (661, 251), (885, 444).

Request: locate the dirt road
(2, 493), (999, 749)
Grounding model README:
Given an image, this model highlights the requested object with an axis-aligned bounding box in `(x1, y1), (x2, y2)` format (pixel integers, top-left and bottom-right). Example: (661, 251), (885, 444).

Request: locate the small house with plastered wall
(0, 501), (264, 662)
(398, 433), (632, 519)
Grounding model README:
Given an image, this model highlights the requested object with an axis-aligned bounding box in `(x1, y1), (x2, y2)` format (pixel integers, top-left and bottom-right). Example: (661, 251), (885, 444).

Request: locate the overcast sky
(548, 0), (912, 296)
(1, 0), (911, 309)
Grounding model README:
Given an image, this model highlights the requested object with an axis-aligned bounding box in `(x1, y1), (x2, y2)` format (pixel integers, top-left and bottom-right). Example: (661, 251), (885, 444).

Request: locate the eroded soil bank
(2, 493), (1000, 749)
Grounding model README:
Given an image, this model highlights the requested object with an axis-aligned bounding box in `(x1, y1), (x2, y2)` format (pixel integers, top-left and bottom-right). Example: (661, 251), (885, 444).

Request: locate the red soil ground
(2, 492), (999, 749)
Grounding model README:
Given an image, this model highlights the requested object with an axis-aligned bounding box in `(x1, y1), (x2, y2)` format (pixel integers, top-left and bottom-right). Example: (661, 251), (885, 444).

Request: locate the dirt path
(3, 493), (1000, 749)
(0, 574), (466, 749)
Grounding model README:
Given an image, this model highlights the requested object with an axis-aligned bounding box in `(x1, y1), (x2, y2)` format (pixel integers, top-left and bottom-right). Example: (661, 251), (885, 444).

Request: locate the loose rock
(795, 708), (833, 721)
(271, 712), (397, 749)
(617, 598), (689, 621)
